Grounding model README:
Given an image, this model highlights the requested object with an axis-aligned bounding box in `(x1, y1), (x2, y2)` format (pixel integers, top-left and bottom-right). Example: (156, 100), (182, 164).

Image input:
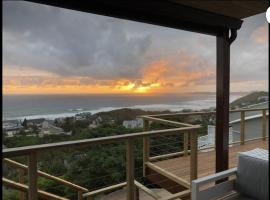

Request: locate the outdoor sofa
(191, 148), (269, 200)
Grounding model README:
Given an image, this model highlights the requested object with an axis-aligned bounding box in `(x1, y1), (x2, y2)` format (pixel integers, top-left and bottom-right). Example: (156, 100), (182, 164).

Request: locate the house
(41, 120), (49, 129)
(198, 125), (233, 150)
(75, 112), (92, 120)
(27, 118), (46, 127)
(230, 113), (269, 141)
(54, 117), (65, 124)
(5, 128), (20, 137)
(257, 96), (269, 102)
(2, 120), (23, 137)
(89, 116), (103, 128)
(199, 102), (269, 148)
(2, 120), (22, 129)
(122, 118), (144, 129)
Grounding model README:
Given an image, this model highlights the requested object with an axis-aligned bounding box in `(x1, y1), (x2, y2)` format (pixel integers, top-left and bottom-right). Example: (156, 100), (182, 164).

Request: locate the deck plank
(153, 140), (268, 183)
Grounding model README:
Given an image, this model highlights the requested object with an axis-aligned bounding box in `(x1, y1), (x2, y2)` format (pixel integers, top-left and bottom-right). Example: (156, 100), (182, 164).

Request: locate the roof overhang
(23, 0), (250, 36)
(171, 0), (269, 19)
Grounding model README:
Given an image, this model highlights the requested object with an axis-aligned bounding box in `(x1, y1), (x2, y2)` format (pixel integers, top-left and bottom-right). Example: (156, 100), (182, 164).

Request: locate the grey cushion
(235, 154), (269, 200)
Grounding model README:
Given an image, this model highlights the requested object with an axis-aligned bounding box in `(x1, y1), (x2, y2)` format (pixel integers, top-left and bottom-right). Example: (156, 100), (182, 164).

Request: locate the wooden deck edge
(146, 162), (190, 189)
(135, 180), (160, 199)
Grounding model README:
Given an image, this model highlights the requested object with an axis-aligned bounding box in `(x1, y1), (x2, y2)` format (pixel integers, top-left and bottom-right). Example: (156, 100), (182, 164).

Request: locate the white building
(198, 125), (233, 150)
(3, 120), (23, 137)
(257, 96), (269, 101)
(198, 102), (269, 150)
(122, 118), (143, 129)
(41, 120), (49, 129)
(230, 113), (269, 141)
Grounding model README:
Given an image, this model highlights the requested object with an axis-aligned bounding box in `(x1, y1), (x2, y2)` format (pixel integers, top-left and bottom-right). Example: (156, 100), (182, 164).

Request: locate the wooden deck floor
(103, 140), (268, 199)
(153, 140), (268, 183)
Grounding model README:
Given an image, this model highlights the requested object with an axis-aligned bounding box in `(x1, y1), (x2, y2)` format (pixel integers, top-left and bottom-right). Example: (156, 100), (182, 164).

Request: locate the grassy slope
(230, 91), (268, 108)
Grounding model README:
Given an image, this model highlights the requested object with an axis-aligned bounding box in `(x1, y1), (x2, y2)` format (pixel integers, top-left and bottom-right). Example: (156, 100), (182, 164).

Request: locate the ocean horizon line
(2, 91), (250, 96)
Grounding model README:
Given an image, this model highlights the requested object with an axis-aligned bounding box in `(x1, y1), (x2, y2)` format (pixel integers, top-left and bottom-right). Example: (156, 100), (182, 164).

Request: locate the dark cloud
(3, 1), (152, 79)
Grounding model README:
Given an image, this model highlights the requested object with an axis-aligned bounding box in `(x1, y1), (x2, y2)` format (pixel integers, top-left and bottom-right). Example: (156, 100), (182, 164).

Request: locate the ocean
(2, 93), (245, 121)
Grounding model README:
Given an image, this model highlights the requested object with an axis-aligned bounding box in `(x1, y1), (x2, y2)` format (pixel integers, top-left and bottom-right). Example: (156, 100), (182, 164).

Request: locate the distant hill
(92, 108), (174, 123)
(230, 91), (269, 108)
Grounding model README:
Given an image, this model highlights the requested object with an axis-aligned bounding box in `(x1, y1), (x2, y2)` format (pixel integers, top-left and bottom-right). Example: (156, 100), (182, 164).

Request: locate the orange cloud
(3, 51), (217, 94)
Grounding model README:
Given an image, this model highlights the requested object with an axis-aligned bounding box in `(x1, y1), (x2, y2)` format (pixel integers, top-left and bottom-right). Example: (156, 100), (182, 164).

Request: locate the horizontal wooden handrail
(3, 158), (88, 192)
(140, 116), (194, 127)
(3, 177), (69, 200)
(3, 126), (201, 158)
(149, 150), (191, 161)
(145, 107), (268, 118)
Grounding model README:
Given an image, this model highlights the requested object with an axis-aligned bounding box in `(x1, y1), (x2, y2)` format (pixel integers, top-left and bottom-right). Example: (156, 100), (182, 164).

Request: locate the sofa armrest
(192, 167), (237, 200)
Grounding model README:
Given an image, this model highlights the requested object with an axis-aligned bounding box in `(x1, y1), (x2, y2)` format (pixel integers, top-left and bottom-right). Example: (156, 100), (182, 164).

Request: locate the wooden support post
(126, 139), (135, 200)
(18, 168), (26, 200)
(190, 130), (198, 182)
(28, 152), (38, 200)
(184, 132), (189, 156)
(143, 119), (150, 177)
(262, 110), (267, 140)
(135, 187), (139, 200)
(216, 29), (230, 174)
(240, 111), (245, 145)
(78, 191), (83, 200)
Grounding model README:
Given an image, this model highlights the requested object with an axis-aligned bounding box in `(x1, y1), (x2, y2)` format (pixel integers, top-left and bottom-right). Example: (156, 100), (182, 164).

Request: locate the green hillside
(230, 91), (269, 108)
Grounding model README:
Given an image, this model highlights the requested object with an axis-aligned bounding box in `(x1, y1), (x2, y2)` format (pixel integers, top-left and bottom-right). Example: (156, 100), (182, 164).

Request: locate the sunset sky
(3, 1), (269, 95)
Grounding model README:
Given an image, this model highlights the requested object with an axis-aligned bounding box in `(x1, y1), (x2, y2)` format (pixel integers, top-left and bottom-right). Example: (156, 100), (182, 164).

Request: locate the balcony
(2, 107), (268, 200)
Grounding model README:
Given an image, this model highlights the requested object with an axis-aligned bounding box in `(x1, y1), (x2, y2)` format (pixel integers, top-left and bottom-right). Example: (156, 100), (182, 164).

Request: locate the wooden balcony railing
(3, 158), (88, 200)
(2, 107), (268, 200)
(3, 124), (200, 200)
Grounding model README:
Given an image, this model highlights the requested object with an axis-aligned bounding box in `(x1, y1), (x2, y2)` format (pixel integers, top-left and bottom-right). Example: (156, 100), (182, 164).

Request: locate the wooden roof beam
(25, 0), (243, 36)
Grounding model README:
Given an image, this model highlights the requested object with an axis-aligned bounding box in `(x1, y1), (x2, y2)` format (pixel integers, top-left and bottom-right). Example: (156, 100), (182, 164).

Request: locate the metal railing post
(28, 152), (38, 200)
(262, 109), (267, 140)
(143, 119), (150, 177)
(126, 139), (135, 200)
(240, 111), (245, 145)
(190, 130), (198, 183)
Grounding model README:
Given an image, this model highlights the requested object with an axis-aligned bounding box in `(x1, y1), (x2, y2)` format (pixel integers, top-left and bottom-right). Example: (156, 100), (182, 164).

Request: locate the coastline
(2, 94), (243, 121)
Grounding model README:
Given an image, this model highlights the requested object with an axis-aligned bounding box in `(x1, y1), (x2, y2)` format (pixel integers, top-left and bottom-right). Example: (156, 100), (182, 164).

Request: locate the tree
(61, 117), (74, 132)
(22, 118), (27, 128)
(18, 129), (26, 136)
(32, 125), (39, 135)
